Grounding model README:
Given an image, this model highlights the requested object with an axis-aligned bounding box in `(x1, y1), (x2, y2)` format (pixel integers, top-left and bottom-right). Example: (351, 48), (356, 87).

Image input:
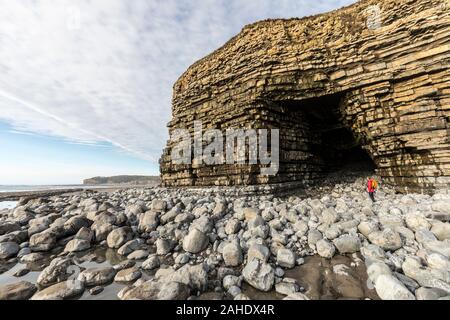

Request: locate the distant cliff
(83, 175), (160, 186)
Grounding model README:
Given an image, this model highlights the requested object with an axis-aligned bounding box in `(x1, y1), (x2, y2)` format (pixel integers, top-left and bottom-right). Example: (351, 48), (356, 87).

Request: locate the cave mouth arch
(276, 93), (376, 185)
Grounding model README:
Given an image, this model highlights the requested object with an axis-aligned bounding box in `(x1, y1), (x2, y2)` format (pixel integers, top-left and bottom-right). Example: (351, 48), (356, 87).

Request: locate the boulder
(368, 228), (402, 251)
(283, 292), (310, 300)
(127, 250), (149, 260)
(141, 255), (160, 270)
(121, 280), (189, 300)
(151, 199), (167, 212)
(423, 240), (450, 258)
(426, 253), (450, 271)
(431, 222), (450, 241)
(31, 280), (84, 300)
(374, 274), (415, 300)
(0, 281), (37, 300)
(0, 242), (20, 259)
(29, 231), (57, 252)
(333, 234), (361, 254)
(223, 275), (241, 290)
(91, 222), (114, 242)
(316, 239), (336, 259)
(307, 229), (323, 246)
(275, 280), (299, 296)
(117, 239), (144, 256)
(64, 239), (90, 253)
(222, 242), (243, 267)
(63, 216), (91, 236)
(242, 259), (275, 291)
(243, 207), (259, 221)
(114, 267), (142, 282)
(415, 287), (447, 300)
(164, 263), (208, 291)
(405, 213), (430, 232)
(358, 221), (379, 238)
(247, 244), (270, 262)
(78, 267), (116, 286)
(225, 219), (240, 235)
(156, 238), (174, 255)
(402, 257), (450, 293)
(276, 248), (296, 268)
(74, 227), (94, 242)
(415, 229), (438, 243)
(106, 227), (133, 249)
(138, 211), (159, 233)
(0, 222), (21, 236)
(37, 257), (75, 287)
(182, 229), (209, 253)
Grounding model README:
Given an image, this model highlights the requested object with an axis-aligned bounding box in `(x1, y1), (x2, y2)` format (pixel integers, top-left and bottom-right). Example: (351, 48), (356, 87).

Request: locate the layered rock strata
(160, 0), (450, 192)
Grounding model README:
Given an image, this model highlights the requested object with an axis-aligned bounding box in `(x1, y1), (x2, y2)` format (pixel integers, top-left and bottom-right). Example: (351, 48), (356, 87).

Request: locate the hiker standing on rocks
(367, 177), (378, 202)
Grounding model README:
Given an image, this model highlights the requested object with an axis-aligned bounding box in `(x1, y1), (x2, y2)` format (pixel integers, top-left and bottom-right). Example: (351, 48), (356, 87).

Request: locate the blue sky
(0, 0), (355, 185)
(0, 121), (157, 185)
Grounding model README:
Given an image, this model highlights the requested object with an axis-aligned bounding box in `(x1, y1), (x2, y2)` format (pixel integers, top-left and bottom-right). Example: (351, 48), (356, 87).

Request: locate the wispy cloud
(0, 0), (355, 164)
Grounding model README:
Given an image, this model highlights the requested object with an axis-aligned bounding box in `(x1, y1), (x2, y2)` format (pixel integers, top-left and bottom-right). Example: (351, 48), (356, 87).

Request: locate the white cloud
(0, 0), (355, 164)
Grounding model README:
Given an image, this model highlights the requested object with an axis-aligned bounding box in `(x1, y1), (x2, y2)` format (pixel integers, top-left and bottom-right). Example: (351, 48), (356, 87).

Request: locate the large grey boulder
(63, 215), (91, 236)
(431, 222), (450, 241)
(31, 280), (84, 300)
(114, 267), (142, 282)
(242, 259), (275, 292)
(405, 213), (430, 232)
(316, 239), (336, 259)
(0, 281), (37, 300)
(156, 238), (174, 255)
(64, 239), (90, 253)
(222, 242), (243, 267)
(29, 230), (57, 252)
(0, 222), (21, 236)
(118, 239), (144, 256)
(138, 211), (159, 233)
(141, 255), (160, 270)
(333, 234), (361, 254)
(358, 221), (379, 238)
(423, 240), (450, 258)
(78, 267), (116, 286)
(37, 257), (75, 287)
(374, 274), (415, 300)
(276, 248), (296, 268)
(121, 280), (190, 300)
(106, 227), (133, 249)
(163, 263), (208, 292)
(247, 244), (270, 262)
(0, 242), (20, 259)
(368, 228), (402, 251)
(91, 222), (114, 242)
(402, 257), (450, 293)
(182, 229), (209, 253)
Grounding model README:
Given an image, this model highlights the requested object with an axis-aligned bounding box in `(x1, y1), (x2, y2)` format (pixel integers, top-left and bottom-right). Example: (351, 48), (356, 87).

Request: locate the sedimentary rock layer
(160, 0), (450, 192)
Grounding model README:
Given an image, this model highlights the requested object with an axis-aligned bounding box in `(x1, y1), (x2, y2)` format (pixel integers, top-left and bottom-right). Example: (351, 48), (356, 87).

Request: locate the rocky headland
(1, 171), (450, 300)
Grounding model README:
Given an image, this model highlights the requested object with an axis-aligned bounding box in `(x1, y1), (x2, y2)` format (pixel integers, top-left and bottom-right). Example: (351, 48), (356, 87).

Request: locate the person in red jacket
(367, 177), (378, 202)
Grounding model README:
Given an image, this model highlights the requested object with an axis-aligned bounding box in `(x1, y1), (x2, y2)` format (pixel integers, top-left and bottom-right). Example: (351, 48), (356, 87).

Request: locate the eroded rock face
(160, 0), (450, 193)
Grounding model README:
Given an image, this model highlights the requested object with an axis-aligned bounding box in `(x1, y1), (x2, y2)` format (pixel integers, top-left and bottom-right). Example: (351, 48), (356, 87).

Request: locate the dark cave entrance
(280, 93), (376, 183)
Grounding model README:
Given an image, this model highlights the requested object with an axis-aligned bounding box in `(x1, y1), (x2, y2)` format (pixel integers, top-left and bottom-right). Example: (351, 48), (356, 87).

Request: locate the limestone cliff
(160, 0), (450, 192)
